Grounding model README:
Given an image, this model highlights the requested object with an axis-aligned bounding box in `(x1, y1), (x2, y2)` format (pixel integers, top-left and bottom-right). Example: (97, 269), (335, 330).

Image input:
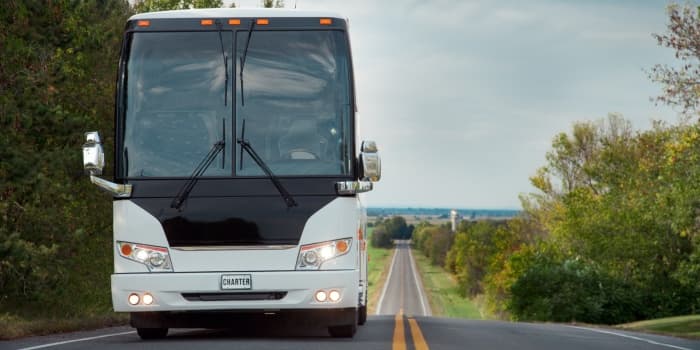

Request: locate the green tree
(1, 0), (132, 317)
(370, 216), (415, 249)
(513, 114), (699, 321)
(413, 223), (452, 267)
(482, 216), (543, 317)
(446, 221), (505, 296)
(370, 225), (392, 249)
(650, 4), (700, 119)
(134, 0), (223, 12)
(262, 0), (284, 8)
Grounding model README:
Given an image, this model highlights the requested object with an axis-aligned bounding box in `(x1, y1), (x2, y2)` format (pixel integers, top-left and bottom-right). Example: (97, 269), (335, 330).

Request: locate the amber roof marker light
(201, 19), (214, 26)
(229, 19), (241, 25)
(257, 18), (269, 25)
(320, 18), (332, 25)
(137, 20), (150, 27)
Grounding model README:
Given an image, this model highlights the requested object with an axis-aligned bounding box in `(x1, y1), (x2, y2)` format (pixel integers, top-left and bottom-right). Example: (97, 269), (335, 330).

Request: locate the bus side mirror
(360, 140), (381, 182)
(83, 131), (104, 176)
(81, 130), (132, 197)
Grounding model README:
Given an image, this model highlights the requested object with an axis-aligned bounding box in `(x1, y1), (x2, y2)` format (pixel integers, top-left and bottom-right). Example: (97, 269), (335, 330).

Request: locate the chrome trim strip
(171, 245), (297, 251)
(90, 175), (132, 198)
(335, 180), (373, 195)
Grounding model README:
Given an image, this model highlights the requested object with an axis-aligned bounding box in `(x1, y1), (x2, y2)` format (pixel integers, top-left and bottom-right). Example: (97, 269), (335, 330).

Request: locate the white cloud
(492, 8), (535, 23)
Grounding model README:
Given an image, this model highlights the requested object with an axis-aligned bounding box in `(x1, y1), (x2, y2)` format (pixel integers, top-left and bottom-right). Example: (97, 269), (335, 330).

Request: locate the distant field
(365, 227), (393, 314)
(411, 249), (483, 319)
(392, 215), (450, 225)
(368, 215), (516, 226)
(367, 207), (520, 218)
(618, 315), (700, 339)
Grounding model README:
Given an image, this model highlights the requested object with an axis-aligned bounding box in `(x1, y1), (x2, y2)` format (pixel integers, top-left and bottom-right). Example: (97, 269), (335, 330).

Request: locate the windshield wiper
(221, 118), (226, 169)
(237, 119), (297, 208)
(171, 139), (225, 210)
(239, 119), (247, 170)
(216, 20), (229, 106)
(123, 146), (129, 178)
(239, 19), (255, 106)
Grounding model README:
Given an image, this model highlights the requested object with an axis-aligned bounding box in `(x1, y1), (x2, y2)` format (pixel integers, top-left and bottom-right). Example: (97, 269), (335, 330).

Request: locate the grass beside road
(411, 249), (482, 319)
(617, 315), (700, 339)
(0, 313), (128, 340)
(366, 227), (393, 314)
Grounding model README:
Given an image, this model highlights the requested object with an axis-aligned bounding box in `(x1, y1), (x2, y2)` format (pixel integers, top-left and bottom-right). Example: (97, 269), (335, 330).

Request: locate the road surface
(376, 240), (432, 317)
(3, 241), (700, 350)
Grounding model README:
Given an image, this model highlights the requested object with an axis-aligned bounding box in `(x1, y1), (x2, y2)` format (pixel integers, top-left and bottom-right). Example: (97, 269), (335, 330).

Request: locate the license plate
(221, 274), (252, 290)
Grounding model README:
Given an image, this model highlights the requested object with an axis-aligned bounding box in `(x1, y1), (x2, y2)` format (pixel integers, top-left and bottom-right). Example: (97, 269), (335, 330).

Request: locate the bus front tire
(329, 307), (358, 337)
(137, 327), (168, 340)
(358, 305), (367, 325)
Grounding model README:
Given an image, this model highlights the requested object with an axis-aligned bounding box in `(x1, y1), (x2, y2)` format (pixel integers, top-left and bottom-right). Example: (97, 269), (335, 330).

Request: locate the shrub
(508, 252), (641, 324)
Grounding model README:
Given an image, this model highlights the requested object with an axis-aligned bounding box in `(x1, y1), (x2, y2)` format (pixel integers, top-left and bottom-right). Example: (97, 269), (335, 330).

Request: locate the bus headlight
(296, 238), (352, 270)
(118, 241), (173, 272)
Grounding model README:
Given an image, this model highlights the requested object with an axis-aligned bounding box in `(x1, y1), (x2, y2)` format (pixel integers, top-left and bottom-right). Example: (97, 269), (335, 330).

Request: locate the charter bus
(81, 8), (381, 340)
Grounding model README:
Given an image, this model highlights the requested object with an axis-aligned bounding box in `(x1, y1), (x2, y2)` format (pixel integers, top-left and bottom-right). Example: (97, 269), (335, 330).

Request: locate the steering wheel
(285, 148), (319, 160)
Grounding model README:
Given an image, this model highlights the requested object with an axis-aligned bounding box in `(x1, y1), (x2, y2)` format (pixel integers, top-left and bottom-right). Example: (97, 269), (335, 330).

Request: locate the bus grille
(182, 292), (287, 302)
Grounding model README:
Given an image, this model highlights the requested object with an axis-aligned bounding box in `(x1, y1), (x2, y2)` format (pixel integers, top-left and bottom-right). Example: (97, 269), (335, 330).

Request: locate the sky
(229, 0), (681, 209)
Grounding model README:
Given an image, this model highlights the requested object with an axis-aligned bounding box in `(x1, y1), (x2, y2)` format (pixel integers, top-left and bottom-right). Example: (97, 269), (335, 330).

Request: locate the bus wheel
(358, 305), (367, 325)
(137, 328), (168, 340)
(328, 324), (357, 338)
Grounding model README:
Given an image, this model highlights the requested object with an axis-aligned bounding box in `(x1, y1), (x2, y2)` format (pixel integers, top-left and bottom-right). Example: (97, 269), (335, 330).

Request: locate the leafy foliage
(508, 253), (641, 324)
(650, 4), (700, 119)
(514, 116), (700, 322)
(133, 0), (223, 12)
(416, 114), (700, 323)
(262, 0), (285, 8)
(0, 0), (132, 317)
(371, 216), (413, 248)
(445, 221), (499, 297)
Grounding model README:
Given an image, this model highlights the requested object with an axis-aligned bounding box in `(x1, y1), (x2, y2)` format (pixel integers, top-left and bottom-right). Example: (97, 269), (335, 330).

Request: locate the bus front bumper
(112, 269), (359, 312)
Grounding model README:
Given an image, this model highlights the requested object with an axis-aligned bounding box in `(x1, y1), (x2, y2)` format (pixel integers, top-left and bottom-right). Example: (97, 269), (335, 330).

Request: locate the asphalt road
(3, 241), (700, 350)
(376, 240), (432, 317)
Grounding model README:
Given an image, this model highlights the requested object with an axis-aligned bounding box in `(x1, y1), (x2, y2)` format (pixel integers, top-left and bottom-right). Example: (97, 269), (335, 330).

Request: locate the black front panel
(128, 178), (344, 246)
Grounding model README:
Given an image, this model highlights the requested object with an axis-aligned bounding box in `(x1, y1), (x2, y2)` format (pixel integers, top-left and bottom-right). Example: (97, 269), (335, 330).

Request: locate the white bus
(81, 8), (381, 340)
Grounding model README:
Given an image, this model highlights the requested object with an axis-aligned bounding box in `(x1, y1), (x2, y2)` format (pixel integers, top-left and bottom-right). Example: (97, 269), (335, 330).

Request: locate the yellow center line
(408, 318), (430, 350)
(399, 246), (405, 309)
(392, 309), (406, 350)
(392, 245), (430, 350)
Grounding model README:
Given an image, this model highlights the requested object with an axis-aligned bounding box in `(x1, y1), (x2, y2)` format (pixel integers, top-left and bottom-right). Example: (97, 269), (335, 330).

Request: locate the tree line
(415, 114), (700, 323)
(0, 0), (276, 321)
(370, 216), (414, 248)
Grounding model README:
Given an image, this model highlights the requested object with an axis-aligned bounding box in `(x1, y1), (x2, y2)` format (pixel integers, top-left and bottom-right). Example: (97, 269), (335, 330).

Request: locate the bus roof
(129, 8), (346, 21)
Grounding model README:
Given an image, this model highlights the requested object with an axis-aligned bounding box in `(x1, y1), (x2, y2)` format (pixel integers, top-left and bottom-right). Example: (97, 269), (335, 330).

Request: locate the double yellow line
(392, 309), (429, 350)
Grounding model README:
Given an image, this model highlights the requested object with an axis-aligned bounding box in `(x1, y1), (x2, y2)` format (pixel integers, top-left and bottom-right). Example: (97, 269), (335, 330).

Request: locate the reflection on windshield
(123, 31), (233, 177)
(236, 30), (352, 176)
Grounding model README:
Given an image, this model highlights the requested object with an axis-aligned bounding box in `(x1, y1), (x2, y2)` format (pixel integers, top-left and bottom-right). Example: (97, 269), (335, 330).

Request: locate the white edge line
(375, 247), (398, 315)
(569, 326), (693, 350)
(17, 331), (136, 350)
(408, 247), (431, 316)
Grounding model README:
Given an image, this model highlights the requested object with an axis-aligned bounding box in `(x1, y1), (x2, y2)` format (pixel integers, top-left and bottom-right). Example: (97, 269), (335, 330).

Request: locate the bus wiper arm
(216, 20), (229, 106)
(171, 140), (225, 210)
(123, 146), (129, 178)
(237, 138), (297, 208)
(239, 19), (255, 106)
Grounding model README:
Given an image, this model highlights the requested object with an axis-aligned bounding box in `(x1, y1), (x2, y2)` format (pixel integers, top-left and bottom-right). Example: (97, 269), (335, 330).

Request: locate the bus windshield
(121, 29), (352, 178)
